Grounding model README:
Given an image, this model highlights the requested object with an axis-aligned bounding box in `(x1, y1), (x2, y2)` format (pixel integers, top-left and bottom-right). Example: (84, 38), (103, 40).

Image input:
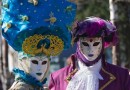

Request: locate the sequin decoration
(22, 16), (29, 21)
(44, 12), (57, 24)
(28, 0), (38, 6)
(6, 23), (11, 28)
(22, 34), (64, 56)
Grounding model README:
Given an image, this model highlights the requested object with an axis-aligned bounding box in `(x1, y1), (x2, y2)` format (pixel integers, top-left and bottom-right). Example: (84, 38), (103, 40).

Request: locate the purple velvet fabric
(49, 55), (130, 90)
(72, 17), (119, 48)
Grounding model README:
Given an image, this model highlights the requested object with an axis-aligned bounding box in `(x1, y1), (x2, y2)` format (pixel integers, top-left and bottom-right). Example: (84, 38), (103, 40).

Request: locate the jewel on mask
(89, 39), (93, 42)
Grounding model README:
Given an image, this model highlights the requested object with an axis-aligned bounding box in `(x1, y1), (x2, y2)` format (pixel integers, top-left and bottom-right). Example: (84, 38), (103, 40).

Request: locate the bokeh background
(0, 0), (130, 90)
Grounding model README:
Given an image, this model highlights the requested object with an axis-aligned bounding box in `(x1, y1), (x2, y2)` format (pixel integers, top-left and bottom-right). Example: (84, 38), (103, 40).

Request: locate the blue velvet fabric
(2, 0), (76, 51)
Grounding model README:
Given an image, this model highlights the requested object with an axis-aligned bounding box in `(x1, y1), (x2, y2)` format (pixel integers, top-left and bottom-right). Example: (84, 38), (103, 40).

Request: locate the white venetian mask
(28, 56), (50, 81)
(79, 37), (102, 61)
(18, 54), (50, 81)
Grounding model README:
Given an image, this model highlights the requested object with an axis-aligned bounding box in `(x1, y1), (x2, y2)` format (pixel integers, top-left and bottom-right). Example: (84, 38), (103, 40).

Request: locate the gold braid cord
(22, 34), (64, 56)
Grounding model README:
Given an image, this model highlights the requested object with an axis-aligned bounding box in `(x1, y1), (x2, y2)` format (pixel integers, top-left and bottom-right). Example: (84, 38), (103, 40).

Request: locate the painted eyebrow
(93, 42), (100, 46)
(31, 60), (38, 64)
(82, 42), (89, 46)
(42, 61), (47, 65)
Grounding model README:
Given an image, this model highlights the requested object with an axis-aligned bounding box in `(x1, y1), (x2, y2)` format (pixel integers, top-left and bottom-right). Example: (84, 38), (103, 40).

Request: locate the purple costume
(49, 55), (130, 90)
(49, 17), (130, 90)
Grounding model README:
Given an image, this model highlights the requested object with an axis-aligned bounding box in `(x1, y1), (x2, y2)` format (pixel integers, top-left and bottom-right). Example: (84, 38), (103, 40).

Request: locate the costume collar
(99, 64), (116, 90)
(13, 68), (47, 88)
(66, 56), (116, 90)
(78, 59), (103, 80)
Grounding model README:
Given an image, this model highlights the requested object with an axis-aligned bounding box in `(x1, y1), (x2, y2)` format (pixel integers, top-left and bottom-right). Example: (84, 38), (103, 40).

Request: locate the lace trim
(66, 69), (99, 90)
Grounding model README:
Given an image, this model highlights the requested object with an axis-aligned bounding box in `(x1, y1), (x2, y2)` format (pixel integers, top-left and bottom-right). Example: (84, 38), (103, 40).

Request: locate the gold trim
(99, 68), (116, 90)
(65, 67), (116, 90)
(65, 68), (78, 83)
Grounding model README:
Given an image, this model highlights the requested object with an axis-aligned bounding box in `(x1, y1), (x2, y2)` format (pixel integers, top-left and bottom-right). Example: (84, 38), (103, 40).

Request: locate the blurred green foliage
(76, 0), (109, 20)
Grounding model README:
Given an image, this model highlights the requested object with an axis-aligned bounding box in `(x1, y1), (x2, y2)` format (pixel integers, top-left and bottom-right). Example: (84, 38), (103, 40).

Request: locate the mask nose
(38, 68), (41, 71)
(88, 45), (93, 53)
(37, 64), (42, 71)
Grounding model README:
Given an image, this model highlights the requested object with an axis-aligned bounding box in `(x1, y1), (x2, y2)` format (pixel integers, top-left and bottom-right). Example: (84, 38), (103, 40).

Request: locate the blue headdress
(1, 0), (76, 56)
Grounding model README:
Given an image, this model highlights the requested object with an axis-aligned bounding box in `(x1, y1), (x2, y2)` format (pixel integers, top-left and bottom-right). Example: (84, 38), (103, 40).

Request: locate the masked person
(1, 0), (76, 89)
(49, 17), (130, 90)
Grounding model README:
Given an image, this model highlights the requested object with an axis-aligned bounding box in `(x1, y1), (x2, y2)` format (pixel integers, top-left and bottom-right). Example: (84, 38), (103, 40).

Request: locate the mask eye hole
(42, 61), (47, 65)
(93, 42), (100, 46)
(31, 60), (38, 64)
(82, 42), (89, 46)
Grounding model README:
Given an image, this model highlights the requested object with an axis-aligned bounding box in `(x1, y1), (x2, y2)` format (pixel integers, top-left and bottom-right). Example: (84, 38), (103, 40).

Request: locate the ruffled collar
(78, 59), (103, 80)
(13, 68), (47, 88)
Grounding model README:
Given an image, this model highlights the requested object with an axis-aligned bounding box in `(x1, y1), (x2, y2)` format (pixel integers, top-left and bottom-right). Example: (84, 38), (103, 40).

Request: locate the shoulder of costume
(9, 81), (34, 90)
(105, 62), (129, 74)
(51, 65), (72, 78)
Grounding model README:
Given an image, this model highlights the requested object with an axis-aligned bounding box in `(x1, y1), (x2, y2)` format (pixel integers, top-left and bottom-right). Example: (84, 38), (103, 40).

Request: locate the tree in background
(114, 0), (130, 68)
(0, 0), (12, 90)
(76, 0), (109, 20)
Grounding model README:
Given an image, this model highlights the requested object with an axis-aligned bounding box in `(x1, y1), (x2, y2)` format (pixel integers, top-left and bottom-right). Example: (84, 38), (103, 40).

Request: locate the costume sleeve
(49, 74), (55, 90)
(124, 69), (130, 90)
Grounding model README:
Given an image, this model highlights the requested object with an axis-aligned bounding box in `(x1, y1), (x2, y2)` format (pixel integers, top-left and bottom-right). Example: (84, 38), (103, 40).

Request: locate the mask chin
(82, 52), (98, 61)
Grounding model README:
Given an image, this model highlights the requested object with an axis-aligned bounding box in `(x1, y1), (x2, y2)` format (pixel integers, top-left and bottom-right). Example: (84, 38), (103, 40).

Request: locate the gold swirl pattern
(22, 34), (64, 56)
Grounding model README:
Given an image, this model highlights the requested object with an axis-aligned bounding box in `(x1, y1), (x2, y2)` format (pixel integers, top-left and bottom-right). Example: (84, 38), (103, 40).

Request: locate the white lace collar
(78, 59), (103, 80)
(66, 59), (103, 90)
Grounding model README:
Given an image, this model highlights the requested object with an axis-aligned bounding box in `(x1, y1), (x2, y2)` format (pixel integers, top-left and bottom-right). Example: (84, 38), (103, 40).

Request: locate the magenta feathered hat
(72, 17), (119, 48)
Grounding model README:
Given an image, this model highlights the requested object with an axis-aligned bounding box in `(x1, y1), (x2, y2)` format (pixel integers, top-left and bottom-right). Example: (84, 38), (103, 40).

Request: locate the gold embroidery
(44, 12), (57, 24)
(99, 68), (116, 90)
(28, 0), (38, 6)
(65, 68), (78, 82)
(65, 67), (116, 90)
(6, 23), (11, 28)
(22, 34), (64, 56)
(22, 16), (29, 21)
